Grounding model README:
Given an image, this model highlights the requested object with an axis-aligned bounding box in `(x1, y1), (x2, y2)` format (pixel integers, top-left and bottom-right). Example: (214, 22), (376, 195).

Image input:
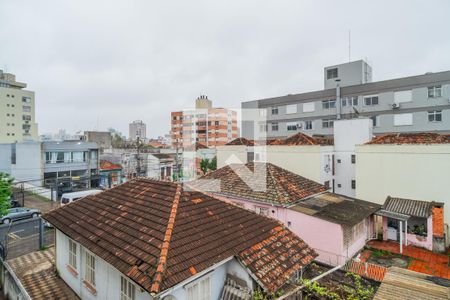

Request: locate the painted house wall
(55, 230), (151, 300)
(355, 144), (450, 242)
(218, 196), (368, 266)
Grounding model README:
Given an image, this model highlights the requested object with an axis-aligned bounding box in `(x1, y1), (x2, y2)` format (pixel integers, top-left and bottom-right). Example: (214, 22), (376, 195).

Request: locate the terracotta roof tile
(366, 133), (450, 145)
(100, 160), (122, 171)
(226, 133), (333, 146)
(42, 178), (316, 294)
(192, 162), (327, 205)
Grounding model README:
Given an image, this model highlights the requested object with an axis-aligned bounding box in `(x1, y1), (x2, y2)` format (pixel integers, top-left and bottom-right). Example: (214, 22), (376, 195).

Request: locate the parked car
(1, 207), (41, 224)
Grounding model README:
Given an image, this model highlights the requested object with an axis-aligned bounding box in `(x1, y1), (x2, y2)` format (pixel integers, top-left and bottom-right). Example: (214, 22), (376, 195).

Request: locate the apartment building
(129, 120), (146, 141)
(242, 60), (450, 139)
(171, 95), (238, 149)
(0, 70), (38, 142)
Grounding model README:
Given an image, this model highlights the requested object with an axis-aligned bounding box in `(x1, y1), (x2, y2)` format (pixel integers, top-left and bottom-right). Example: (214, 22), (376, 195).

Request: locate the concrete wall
(324, 60), (372, 89)
(356, 144), (450, 240)
(0, 142), (42, 184)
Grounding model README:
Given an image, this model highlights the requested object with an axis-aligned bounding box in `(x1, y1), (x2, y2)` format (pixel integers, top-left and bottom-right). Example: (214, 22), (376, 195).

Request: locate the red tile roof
(192, 162), (327, 205)
(42, 179), (316, 294)
(366, 133), (450, 145)
(226, 133), (333, 146)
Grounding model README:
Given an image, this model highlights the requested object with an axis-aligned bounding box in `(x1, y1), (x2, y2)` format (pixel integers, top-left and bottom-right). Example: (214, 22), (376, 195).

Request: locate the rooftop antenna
(348, 30), (351, 62)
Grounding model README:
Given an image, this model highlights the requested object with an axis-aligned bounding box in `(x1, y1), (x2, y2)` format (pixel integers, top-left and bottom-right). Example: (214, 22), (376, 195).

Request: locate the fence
(342, 259), (387, 282)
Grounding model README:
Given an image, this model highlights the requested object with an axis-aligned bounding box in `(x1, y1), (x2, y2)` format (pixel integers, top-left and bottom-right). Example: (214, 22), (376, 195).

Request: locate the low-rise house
(376, 196), (445, 252)
(355, 132), (450, 246)
(42, 179), (316, 299)
(191, 162), (380, 266)
(99, 160), (123, 188)
(146, 153), (175, 181)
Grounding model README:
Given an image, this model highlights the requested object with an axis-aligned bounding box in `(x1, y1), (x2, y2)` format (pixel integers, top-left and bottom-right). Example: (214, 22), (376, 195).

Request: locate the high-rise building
(241, 60), (450, 139)
(171, 95), (238, 149)
(0, 70), (38, 142)
(129, 120), (146, 141)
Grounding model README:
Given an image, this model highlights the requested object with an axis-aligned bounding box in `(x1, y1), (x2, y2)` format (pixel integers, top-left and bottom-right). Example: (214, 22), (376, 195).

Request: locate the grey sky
(1, 0), (449, 137)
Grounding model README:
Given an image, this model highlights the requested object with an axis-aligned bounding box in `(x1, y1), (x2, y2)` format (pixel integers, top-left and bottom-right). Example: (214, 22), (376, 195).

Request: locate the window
(11, 144), (16, 165)
(286, 122), (297, 131)
(271, 106), (279, 115)
(121, 276), (135, 300)
(428, 110), (442, 122)
(327, 68), (338, 79)
(428, 85), (442, 98)
(324, 181), (330, 189)
(255, 206), (269, 216)
(322, 119), (334, 128)
(286, 104), (297, 114)
(394, 113), (413, 126)
(22, 96), (31, 103)
(364, 96), (379, 106)
(303, 102), (315, 112)
(259, 124), (267, 132)
(342, 97), (358, 107)
(351, 155), (355, 164)
(23, 105), (31, 112)
(247, 151), (254, 163)
(394, 90), (412, 103)
(84, 251), (95, 286)
(351, 180), (356, 189)
(69, 239), (77, 270)
(271, 122), (279, 131)
(322, 99), (336, 109)
(304, 120), (313, 130)
(186, 276), (211, 300)
(259, 108), (267, 117)
(370, 115), (379, 127)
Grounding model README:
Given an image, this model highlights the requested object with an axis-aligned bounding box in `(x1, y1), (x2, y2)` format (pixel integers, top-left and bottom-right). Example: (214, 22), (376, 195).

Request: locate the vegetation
(208, 156), (217, 171)
(200, 157), (217, 175)
(0, 172), (13, 216)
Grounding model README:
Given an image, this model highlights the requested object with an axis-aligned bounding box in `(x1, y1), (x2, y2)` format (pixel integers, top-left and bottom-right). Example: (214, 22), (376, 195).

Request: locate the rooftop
(6, 247), (79, 299)
(374, 267), (450, 300)
(291, 192), (381, 227)
(192, 162), (327, 206)
(100, 160), (122, 171)
(366, 133), (450, 145)
(381, 196), (443, 219)
(225, 133), (333, 146)
(42, 178), (316, 294)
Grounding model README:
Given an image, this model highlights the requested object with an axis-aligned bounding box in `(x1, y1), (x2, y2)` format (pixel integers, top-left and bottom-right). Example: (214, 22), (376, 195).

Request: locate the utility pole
(136, 137), (142, 177)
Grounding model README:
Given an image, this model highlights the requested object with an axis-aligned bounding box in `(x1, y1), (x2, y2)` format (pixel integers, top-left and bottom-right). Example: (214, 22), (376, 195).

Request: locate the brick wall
(432, 206), (444, 238)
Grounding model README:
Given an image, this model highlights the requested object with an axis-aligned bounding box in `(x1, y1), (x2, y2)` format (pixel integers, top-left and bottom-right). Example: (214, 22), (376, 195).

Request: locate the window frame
(322, 119), (334, 128)
(271, 122), (279, 131)
(286, 122), (297, 131)
(304, 120), (313, 130)
(327, 68), (338, 79)
(285, 104), (297, 114)
(428, 110), (442, 122)
(271, 106), (279, 115)
(121, 276), (136, 300)
(427, 85), (442, 98)
(322, 99), (336, 109)
(185, 274), (211, 300)
(68, 239), (77, 270)
(363, 95), (379, 106)
(84, 250), (96, 287)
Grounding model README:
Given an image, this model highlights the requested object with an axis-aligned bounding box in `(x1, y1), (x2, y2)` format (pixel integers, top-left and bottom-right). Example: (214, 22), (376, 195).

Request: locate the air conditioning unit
(392, 103), (400, 109)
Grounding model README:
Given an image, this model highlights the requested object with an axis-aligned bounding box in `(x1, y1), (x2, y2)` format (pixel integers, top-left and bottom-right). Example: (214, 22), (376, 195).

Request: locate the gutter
(2, 260), (32, 300)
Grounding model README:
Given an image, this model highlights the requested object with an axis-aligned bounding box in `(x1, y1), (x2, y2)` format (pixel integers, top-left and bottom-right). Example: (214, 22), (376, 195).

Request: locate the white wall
(333, 119), (372, 197)
(356, 144), (450, 241)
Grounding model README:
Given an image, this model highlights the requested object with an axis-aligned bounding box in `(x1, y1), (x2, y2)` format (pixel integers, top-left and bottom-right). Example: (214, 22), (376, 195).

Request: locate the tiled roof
(366, 133), (450, 145)
(42, 179), (316, 294)
(291, 193), (381, 226)
(100, 160), (122, 171)
(226, 138), (255, 146)
(226, 133), (333, 146)
(6, 247), (79, 299)
(382, 196), (438, 218)
(191, 162), (327, 205)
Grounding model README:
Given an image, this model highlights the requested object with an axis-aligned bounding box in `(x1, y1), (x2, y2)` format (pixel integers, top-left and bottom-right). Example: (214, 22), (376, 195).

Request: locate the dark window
(324, 181), (330, 189)
(322, 99), (336, 109)
(351, 180), (356, 189)
(327, 68), (338, 79)
(428, 110), (442, 122)
(370, 115), (378, 127)
(337, 159), (341, 163)
(351, 154), (356, 164)
(215, 121), (219, 126)
(11, 144), (16, 164)
(271, 123), (279, 131)
(247, 152), (254, 163)
(322, 119), (334, 128)
(271, 106), (279, 115)
(427, 85), (442, 98)
(305, 120), (313, 130)
(364, 96), (379, 106)
(337, 184), (342, 188)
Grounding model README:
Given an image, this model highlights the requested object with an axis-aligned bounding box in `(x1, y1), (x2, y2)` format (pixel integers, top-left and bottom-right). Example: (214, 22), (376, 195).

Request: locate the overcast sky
(1, 0), (450, 138)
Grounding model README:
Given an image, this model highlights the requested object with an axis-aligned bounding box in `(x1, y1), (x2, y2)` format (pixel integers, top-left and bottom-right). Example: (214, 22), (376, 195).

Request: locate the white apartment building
(0, 70), (38, 142)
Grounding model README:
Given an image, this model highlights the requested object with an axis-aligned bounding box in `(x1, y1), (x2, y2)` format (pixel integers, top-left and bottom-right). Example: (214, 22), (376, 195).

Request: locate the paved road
(0, 218), (41, 241)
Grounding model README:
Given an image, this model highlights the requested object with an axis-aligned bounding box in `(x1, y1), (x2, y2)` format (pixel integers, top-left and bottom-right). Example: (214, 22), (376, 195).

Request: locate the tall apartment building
(242, 60), (450, 139)
(171, 95), (238, 149)
(129, 120), (146, 141)
(0, 70), (38, 142)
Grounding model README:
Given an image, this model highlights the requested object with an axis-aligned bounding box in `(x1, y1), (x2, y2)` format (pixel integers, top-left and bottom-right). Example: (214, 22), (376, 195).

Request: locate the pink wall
(214, 194), (370, 266)
(382, 216), (433, 251)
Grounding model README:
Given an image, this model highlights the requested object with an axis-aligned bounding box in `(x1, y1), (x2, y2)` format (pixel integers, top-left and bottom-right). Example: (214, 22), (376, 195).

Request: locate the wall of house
(0, 142), (42, 185)
(217, 145), (248, 167)
(55, 230), (152, 300)
(356, 144), (450, 243)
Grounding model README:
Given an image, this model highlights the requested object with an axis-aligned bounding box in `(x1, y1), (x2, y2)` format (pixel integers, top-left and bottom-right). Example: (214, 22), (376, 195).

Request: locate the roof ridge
(150, 184), (182, 294)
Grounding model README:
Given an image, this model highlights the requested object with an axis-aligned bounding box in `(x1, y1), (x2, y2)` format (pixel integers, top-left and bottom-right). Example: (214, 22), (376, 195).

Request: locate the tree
(0, 173), (13, 217)
(208, 156), (217, 171)
(200, 158), (210, 175)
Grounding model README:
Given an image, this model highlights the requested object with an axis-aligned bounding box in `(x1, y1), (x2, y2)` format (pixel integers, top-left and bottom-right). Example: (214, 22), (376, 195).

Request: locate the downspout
(336, 79), (341, 120)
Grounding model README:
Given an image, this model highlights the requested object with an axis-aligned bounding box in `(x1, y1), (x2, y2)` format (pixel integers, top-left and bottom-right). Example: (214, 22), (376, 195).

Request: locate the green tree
(0, 173), (13, 217)
(200, 158), (210, 175)
(208, 156), (217, 171)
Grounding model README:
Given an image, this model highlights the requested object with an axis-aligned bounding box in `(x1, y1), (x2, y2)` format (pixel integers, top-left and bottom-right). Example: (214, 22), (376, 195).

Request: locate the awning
(375, 209), (410, 221)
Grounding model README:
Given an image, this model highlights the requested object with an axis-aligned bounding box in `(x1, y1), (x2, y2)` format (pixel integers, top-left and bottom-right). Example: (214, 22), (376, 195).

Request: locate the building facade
(241, 60), (450, 139)
(129, 120), (146, 141)
(0, 70), (38, 143)
(84, 131), (112, 151)
(171, 95), (238, 149)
